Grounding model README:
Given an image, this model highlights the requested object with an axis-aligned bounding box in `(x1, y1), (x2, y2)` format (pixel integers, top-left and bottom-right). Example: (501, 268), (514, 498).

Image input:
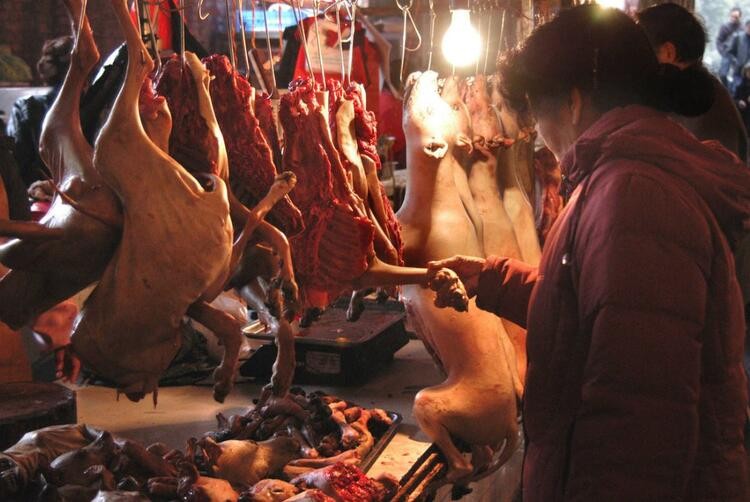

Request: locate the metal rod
(225, 0), (236, 67)
(335, 4), (346, 79)
(498, 8), (506, 54)
(347, 0), (356, 85)
(179, 0), (186, 62)
(291, 0), (314, 84)
(475, 8), (482, 75)
(144, 2), (162, 73)
(483, 8), (493, 74)
(426, 0), (436, 71)
(238, 0), (251, 75)
(262, 0), (278, 94)
(312, 0), (326, 86)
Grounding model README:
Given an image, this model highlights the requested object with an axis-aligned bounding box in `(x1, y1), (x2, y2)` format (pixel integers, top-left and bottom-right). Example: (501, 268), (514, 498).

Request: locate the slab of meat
(71, 0), (234, 401)
(256, 92), (283, 172)
(203, 55), (303, 237)
(0, 0), (121, 329)
(280, 78), (375, 307)
(291, 463), (397, 502)
(398, 70), (520, 482)
(154, 54), (224, 179)
(488, 73), (541, 265)
(461, 74), (521, 260)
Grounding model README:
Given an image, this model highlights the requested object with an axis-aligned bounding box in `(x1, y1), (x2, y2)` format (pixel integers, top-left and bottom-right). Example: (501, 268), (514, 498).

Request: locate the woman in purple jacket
(430, 6), (750, 501)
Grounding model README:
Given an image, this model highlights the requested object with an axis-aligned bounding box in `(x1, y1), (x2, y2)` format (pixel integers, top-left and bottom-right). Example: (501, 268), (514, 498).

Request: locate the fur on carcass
(398, 71), (522, 482)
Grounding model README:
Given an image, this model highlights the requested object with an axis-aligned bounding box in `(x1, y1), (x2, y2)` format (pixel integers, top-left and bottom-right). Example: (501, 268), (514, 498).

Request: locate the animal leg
(186, 301), (243, 403)
(413, 389), (473, 482)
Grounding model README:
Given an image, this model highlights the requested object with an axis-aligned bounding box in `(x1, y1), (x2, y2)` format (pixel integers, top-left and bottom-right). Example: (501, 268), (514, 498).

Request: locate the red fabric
(129, 1), (172, 51)
(476, 105), (750, 501)
(292, 18), (381, 116)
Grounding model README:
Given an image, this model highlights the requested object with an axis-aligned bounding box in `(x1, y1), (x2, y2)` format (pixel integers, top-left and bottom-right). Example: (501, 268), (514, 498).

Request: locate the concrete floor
(73, 340), (523, 501)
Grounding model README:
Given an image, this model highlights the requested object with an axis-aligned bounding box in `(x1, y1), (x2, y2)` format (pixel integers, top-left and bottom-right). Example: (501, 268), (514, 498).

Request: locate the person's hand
(55, 344), (81, 383)
(427, 255), (485, 299)
(27, 179), (54, 202)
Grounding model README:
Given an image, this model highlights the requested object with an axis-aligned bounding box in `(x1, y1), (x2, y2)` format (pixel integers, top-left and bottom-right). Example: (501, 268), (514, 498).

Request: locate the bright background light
(442, 10), (482, 67)
(595, 0), (625, 8)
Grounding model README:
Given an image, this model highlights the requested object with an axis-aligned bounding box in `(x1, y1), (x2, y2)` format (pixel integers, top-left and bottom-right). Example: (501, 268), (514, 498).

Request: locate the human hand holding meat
(426, 255), (485, 300)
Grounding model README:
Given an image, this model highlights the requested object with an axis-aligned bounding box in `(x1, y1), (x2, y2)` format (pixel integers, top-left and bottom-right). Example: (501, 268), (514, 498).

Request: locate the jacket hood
(562, 105), (750, 247)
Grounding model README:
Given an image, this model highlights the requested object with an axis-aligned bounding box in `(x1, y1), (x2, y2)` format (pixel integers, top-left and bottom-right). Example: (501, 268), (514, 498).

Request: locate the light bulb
(595, 0), (623, 9)
(442, 10), (481, 68)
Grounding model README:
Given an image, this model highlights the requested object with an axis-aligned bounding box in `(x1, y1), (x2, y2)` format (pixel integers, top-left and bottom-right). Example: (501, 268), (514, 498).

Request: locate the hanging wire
(224, 0), (236, 67)
(335, 3), (346, 79)
(426, 0), (436, 71)
(483, 5), (493, 74)
(238, 0), (252, 75)
(474, 5), (482, 75)
(179, 0), (186, 62)
(347, 0), (357, 85)
(498, 8), (506, 55)
(290, 0), (314, 84)
(144, 2), (163, 73)
(312, 0), (326, 85)
(262, 0), (279, 94)
(251, 0), (257, 49)
(396, 0), (421, 84)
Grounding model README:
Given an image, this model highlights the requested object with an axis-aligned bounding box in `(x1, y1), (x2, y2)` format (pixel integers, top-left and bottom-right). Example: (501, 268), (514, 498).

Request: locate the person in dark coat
(727, 20), (750, 93)
(717, 6), (742, 88)
(734, 63), (750, 131)
(6, 36), (72, 187)
(638, 3), (748, 163)
(430, 6), (750, 500)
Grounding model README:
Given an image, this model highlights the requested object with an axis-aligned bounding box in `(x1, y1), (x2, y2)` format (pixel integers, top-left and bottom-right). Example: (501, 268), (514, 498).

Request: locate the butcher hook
(198, 0), (210, 19)
(335, 3), (346, 78)
(179, 0), (186, 63)
(346, 0), (357, 85)
(290, 0), (315, 84)
(224, 0), (237, 68)
(144, 2), (163, 74)
(396, 0), (421, 84)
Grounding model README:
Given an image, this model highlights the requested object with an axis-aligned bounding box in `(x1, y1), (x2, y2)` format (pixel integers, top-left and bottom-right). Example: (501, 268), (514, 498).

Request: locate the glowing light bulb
(442, 9), (481, 68)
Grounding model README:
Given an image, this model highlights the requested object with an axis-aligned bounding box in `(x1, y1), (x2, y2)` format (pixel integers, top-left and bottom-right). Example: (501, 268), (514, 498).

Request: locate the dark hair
(637, 4), (706, 63)
(498, 5), (714, 118)
(36, 36), (73, 86)
(731, 7), (742, 16)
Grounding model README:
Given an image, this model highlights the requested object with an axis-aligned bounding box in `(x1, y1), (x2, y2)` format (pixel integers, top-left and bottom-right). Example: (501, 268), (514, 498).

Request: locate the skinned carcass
(0, 0), (121, 329)
(70, 0), (293, 402)
(398, 71), (521, 482)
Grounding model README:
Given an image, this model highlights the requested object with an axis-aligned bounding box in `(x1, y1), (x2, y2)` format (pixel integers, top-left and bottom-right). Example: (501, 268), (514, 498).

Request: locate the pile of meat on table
(0, 390), (398, 502)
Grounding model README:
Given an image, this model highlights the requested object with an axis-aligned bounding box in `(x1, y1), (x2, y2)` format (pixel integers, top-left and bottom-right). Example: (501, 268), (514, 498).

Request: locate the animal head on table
(402, 71), (473, 161)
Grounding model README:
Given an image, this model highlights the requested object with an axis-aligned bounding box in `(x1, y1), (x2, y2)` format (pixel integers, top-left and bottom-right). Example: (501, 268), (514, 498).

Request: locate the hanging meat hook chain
(396, 0), (421, 85)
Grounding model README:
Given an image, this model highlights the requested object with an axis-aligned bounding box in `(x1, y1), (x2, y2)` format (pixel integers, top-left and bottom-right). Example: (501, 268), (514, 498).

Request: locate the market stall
(5, 0), (744, 501)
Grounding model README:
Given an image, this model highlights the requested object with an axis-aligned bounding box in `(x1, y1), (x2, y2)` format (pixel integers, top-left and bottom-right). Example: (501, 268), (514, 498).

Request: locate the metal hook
(198, 0), (210, 20)
(179, 0), (186, 63)
(290, 0), (314, 85)
(347, 0), (356, 85)
(224, 0), (236, 68)
(335, 4), (346, 79)
(483, 7), (493, 74)
(397, 0), (420, 84)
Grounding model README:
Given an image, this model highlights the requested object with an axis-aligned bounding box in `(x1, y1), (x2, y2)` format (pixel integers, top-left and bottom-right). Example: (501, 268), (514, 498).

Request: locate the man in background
(6, 36), (72, 187)
(639, 4), (748, 163)
(717, 6), (742, 88)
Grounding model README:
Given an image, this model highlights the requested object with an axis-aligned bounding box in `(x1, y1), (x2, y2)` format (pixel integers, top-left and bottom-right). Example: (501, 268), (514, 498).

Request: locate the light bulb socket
(449, 0), (471, 12)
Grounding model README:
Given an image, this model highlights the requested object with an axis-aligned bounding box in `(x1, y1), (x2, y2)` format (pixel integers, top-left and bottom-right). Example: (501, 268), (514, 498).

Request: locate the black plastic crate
(240, 300), (408, 385)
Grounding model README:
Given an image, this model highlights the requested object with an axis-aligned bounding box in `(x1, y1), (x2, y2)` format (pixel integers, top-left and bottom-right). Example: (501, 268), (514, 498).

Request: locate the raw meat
(291, 463), (397, 502)
(256, 92), (283, 171)
(280, 78), (375, 306)
(204, 55), (303, 237)
(398, 70), (521, 482)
